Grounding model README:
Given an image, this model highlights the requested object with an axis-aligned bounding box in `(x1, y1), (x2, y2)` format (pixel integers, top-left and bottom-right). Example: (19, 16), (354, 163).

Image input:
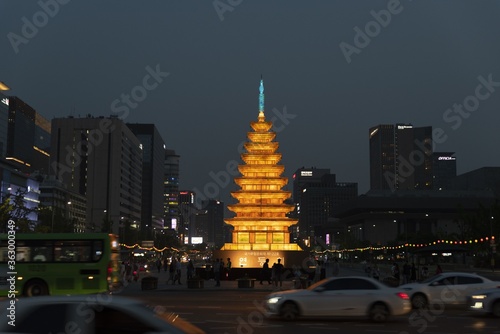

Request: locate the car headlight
(471, 294), (488, 299)
(267, 297), (282, 304)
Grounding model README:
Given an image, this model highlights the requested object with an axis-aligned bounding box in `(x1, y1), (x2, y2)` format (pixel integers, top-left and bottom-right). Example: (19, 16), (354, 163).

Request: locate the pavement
(117, 266), (301, 295)
(117, 263), (500, 296)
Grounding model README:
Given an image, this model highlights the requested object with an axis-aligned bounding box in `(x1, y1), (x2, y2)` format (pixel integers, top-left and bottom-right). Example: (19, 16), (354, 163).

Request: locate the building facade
(432, 152), (457, 190)
(39, 175), (87, 233)
(369, 124), (433, 191)
(335, 189), (496, 245)
(50, 116), (142, 234)
(0, 92), (9, 158)
(164, 149), (180, 231)
(292, 167), (358, 242)
(5, 96), (51, 174)
(127, 124), (166, 239)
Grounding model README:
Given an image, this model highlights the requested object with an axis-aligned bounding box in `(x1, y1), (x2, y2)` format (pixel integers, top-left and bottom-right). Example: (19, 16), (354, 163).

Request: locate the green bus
(0, 233), (121, 297)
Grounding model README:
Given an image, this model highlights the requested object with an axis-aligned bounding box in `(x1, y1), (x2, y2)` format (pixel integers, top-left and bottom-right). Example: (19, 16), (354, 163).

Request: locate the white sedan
(0, 295), (205, 334)
(265, 276), (411, 322)
(468, 287), (500, 317)
(399, 272), (500, 309)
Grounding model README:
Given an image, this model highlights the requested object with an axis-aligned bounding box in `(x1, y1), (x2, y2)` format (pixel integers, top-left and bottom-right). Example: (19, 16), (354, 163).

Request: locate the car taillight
(396, 292), (410, 300)
(107, 261), (113, 280)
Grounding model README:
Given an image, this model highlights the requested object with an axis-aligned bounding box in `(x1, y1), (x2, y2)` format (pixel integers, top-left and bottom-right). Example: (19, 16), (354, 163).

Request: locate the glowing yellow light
(220, 94), (301, 252)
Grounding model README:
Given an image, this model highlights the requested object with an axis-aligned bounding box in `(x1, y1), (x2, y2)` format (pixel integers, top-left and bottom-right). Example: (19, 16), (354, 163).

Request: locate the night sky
(2, 0), (500, 207)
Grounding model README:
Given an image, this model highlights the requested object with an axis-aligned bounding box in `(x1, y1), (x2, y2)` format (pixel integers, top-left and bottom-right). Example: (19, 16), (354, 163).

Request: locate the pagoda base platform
(213, 247), (309, 269)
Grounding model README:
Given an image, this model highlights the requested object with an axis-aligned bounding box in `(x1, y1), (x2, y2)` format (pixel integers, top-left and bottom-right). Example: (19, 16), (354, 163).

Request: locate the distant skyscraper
(432, 152), (457, 190)
(51, 116), (142, 234)
(0, 93), (9, 158)
(6, 97), (35, 172)
(200, 199), (225, 249)
(292, 167), (358, 239)
(164, 149), (180, 231)
(5, 96), (51, 174)
(127, 124), (166, 239)
(179, 190), (197, 243)
(292, 167), (331, 204)
(369, 124), (433, 191)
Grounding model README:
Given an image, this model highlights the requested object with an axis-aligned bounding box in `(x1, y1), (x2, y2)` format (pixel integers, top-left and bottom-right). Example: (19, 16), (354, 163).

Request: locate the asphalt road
(118, 265), (500, 334)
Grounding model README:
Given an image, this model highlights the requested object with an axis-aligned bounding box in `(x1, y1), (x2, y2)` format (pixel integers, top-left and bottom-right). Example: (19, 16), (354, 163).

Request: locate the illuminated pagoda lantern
(218, 78), (303, 267)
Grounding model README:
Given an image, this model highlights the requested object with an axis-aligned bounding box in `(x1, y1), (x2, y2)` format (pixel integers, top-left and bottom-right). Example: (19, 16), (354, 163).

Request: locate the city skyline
(2, 1), (500, 207)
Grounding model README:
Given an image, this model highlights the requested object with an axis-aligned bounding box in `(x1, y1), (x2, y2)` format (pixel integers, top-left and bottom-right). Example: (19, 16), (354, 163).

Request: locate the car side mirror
(314, 286), (326, 293)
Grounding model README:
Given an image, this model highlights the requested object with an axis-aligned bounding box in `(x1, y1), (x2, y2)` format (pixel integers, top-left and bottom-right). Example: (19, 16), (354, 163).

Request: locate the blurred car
(467, 287), (500, 317)
(399, 272), (500, 309)
(265, 276), (411, 322)
(0, 295), (205, 334)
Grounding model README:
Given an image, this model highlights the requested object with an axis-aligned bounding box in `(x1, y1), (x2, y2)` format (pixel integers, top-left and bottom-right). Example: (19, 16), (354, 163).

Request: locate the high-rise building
(5, 97), (51, 174)
(369, 124), (433, 191)
(292, 167), (358, 240)
(33, 113), (51, 174)
(292, 167), (330, 204)
(200, 199), (225, 249)
(432, 152), (457, 190)
(164, 149), (180, 232)
(179, 190), (197, 243)
(0, 92), (9, 158)
(50, 116), (142, 234)
(127, 124), (166, 239)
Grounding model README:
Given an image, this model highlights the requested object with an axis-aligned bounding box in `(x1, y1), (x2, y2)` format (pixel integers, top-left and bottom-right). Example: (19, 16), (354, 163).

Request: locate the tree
(0, 189), (36, 233)
(0, 196), (13, 233)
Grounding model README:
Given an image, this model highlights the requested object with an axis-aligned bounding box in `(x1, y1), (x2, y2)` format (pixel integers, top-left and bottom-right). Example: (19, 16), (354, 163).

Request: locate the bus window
(93, 241), (103, 261)
(54, 241), (92, 262)
(29, 241), (53, 262)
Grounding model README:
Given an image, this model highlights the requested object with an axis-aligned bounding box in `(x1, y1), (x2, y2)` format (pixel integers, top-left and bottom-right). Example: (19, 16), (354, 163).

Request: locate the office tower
(200, 199), (225, 249)
(50, 116), (142, 234)
(369, 124), (433, 191)
(127, 124), (166, 239)
(292, 167), (331, 204)
(432, 152), (457, 190)
(221, 79), (301, 251)
(292, 167), (358, 240)
(5, 96), (51, 174)
(0, 93), (8, 158)
(164, 149), (180, 232)
(179, 190), (197, 243)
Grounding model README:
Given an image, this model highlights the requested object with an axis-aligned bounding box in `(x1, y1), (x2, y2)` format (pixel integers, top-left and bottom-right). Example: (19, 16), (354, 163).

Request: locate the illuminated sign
(171, 218), (177, 230)
(191, 237), (203, 244)
(438, 156), (456, 161)
(326, 234), (330, 245)
(1, 98), (8, 106)
(300, 171), (313, 176)
(397, 125), (413, 130)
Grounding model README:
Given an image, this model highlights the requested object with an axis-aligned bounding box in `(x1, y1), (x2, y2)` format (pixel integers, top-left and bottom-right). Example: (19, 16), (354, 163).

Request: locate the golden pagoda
(220, 79), (301, 252)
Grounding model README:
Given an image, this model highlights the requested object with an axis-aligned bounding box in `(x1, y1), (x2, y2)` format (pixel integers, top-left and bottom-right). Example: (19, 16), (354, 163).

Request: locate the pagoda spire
(258, 76), (265, 120)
